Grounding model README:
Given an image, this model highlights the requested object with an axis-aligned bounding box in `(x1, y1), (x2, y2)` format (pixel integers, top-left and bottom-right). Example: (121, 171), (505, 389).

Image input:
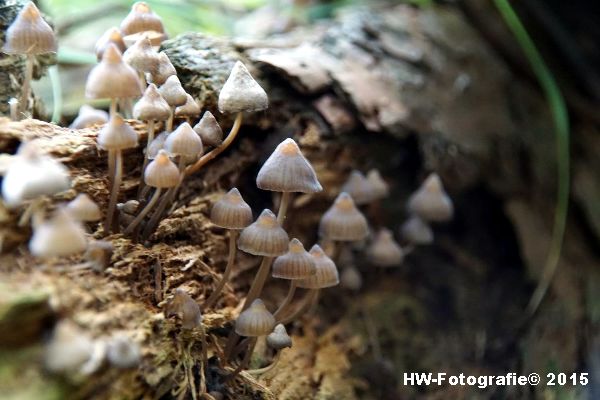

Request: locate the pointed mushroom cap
(146, 131), (168, 159)
(85, 43), (143, 100)
(144, 150), (179, 188)
(97, 114), (138, 150)
(164, 122), (203, 159)
(319, 192), (368, 241)
(175, 94), (201, 118)
(341, 170), (375, 205)
(159, 75), (187, 107)
(95, 27), (125, 61)
(193, 111), (223, 147)
(210, 188), (253, 230)
(123, 35), (159, 73)
(133, 83), (171, 121)
(66, 193), (101, 222)
(238, 209), (289, 256)
(45, 321), (94, 373)
(29, 208), (88, 258)
(407, 173), (453, 222)
(3, 2), (57, 55)
(2, 141), (70, 207)
(368, 228), (404, 267)
(69, 105), (109, 129)
(165, 289), (202, 330)
(340, 265), (362, 291)
(120, 2), (165, 36)
(366, 169), (389, 200)
(218, 61), (268, 113)
(296, 245), (339, 289)
(400, 215), (434, 245)
(272, 238), (317, 280)
(150, 51), (176, 85)
(235, 299), (275, 337)
(266, 324), (292, 350)
(256, 138), (322, 193)
(106, 333), (141, 368)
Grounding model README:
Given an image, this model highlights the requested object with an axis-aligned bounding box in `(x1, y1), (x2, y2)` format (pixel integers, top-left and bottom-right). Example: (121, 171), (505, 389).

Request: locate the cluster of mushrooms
(1, 2), (455, 398)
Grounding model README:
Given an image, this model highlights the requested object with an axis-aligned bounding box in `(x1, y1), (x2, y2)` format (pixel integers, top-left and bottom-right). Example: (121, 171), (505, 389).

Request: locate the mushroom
(204, 188), (253, 309)
(29, 208), (87, 258)
(85, 43), (142, 117)
(69, 105), (109, 129)
(247, 323), (291, 376)
(175, 93), (201, 125)
(366, 168), (389, 200)
(97, 114), (138, 233)
(158, 75), (187, 132)
(367, 228), (404, 267)
(256, 138), (322, 226)
(83, 240), (114, 272)
(123, 150), (179, 235)
(120, 2), (167, 47)
(340, 264), (362, 291)
(281, 244), (339, 324)
(271, 238), (317, 320)
(319, 192), (369, 242)
(45, 321), (95, 374)
(407, 173), (453, 222)
(95, 27), (126, 61)
(185, 61), (268, 177)
(106, 333), (141, 369)
(65, 193), (101, 222)
(341, 170), (376, 206)
(149, 51), (176, 86)
(123, 35), (159, 87)
(2, 2), (57, 118)
(193, 111), (223, 147)
(400, 215), (433, 245)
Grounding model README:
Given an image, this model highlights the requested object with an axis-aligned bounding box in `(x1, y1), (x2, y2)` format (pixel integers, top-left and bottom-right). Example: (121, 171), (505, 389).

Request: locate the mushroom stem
(204, 230), (239, 309)
(242, 257), (274, 311)
(225, 337), (257, 381)
(199, 325), (208, 396)
(19, 55), (34, 118)
(123, 187), (162, 234)
(246, 351), (282, 376)
(279, 289), (319, 325)
(109, 98), (118, 116)
(9, 98), (19, 121)
(166, 106), (175, 132)
(138, 119), (155, 196)
(104, 150), (122, 233)
(185, 112), (243, 176)
(273, 281), (296, 320)
(277, 191), (291, 226)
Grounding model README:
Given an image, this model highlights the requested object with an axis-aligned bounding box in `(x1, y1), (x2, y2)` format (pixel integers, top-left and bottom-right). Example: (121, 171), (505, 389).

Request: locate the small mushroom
(158, 75), (187, 132)
(149, 51), (176, 85)
(367, 228), (404, 267)
(123, 35), (159, 86)
(29, 208), (87, 258)
(166, 288), (202, 330)
(366, 169), (389, 200)
(120, 2), (167, 47)
(84, 240), (114, 272)
(400, 215), (433, 245)
(45, 321), (95, 374)
(193, 111), (223, 147)
(174, 93), (201, 125)
(106, 333), (141, 368)
(3, 2), (57, 117)
(341, 170), (375, 205)
(319, 192), (369, 242)
(95, 27), (126, 61)
(204, 188), (253, 309)
(340, 265), (362, 291)
(70, 105), (109, 129)
(66, 193), (101, 222)
(407, 173), (453, 222)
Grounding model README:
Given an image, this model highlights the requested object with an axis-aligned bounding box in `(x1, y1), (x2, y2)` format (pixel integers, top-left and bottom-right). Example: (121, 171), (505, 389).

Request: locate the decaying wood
(1, 3), (599, 399)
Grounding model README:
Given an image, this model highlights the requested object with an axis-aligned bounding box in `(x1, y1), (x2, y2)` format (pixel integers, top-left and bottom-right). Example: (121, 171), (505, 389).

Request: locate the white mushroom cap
(66, 193), (101, 222)
(45, 321), (94, 373)
(218, 61), (268, 113)
(2, 141), (70, 207)
(29, 208), (88, 258)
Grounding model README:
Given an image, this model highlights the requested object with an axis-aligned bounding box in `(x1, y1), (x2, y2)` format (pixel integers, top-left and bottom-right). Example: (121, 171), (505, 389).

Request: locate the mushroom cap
(2, 141), (71, 207)
(175, 94), (201, 118)
(218, 61), (268, 113)
(256, 138), (322, 193)
(400, 215), (433, 245)
(164, 122), (203, 159)
(272, 238), (317, 280)
(45, 321), (94, 373)
(318, 192), (369, 242)
(193, 111), (223, 147)
(266, 324), (292, 350)
(123, 30), (167, 48)
(66, 193), (101, 222)
(407, 173), (453, 222)
(123, 35), (159, 73)
(235, 299), (275, 337)
(368, 228), (404, 267)
(144, 150), (179, 188)
(29, 208), (88, 258)
(296, 245), (339, 289)
(340, 265), (362, 291)
(150, 51), (176, 85)
(85, 43), (143, 100)
(120, 2), (165, 36)
(237, 209), (289, 256)
(341, 170), (375, 205)
(95, 27), (126, 61)
(3, 2), (57, 55)
(84, 240), (114, 272)
(133, 83), (171, 121)
(366, 169), (389, 200)
(166, 289), (202, 330)
(106, 334), (141, 368)
(158, 75), (187, 107)
(210, 188), (253, 230)
(146, 131), (168, 159)
(97, 114), (138, 150)
(69, 105), (109, 129)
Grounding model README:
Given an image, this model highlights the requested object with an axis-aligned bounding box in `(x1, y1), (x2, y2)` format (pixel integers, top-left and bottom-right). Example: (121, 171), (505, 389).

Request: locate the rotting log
(0, 3), (598, 399)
